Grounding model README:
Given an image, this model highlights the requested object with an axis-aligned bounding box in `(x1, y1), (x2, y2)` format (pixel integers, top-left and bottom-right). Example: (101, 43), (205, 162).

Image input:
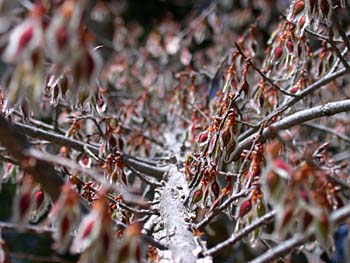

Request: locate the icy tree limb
(0, 114), (65, 202)
(249, 204), (350, 263)
(159, 165), (212, 263)
(13, 120), (168, 178)
(232, 99), (350, 160)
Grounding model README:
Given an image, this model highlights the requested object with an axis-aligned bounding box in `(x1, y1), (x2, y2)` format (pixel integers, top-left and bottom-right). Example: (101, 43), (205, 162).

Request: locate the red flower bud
(289, 85), (299, 94)
(34, 189), (44, 210)
(60, 215), (70, 241)
(298, 16), (306, 29)
(82, 220), (95, 239)
(286, 40), (294, 53)
(198, 132), (208, 144)
(292, 1), (305, 17)
(238, 199), (252, 218)
(274, 46), (283, 60)
(19, 192), (32, 220)
(211, 181), (220, 199)
(18, 26), (34, 54)
(56, 27), (68, 50)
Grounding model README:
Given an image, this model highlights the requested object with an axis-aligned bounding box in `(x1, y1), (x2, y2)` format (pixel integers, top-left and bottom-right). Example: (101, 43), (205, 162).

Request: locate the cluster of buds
(262, 141), (342, 249)
(2, 0), (102, 110)
(220, 109), (237, 163)
(12, 174), (49, 225)
(99, 119), (124, 157)
(287, 0), (345, 36)
(289, 71), (309, 93)
(102, 152), (127, 185)
(255, 80), (278, 113)
(50, 183), (80, 254)
(267, 21), (311, 77)
(234, 144), (265, 244)
(221, 51), (241, 96)
(317, 41), (336, 76)
(191, 162), (220, 209)
(197, 98), (238, 166)
(71, 196), (114, 262)
(114, 222), (142, 263)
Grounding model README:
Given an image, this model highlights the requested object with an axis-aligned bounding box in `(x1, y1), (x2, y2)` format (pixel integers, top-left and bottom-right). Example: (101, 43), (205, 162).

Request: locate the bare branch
(248, 204), (350, 263)
(12, 120), (168, 177)
(238, 67), (350, 142)
(233, 99), (350, 160)
(332, 11), (350, 54)
(195, 189), (250, 230)
(204, 211), (276, 257)
(303, 122), (350, 144)
(0, 114), (66, 203)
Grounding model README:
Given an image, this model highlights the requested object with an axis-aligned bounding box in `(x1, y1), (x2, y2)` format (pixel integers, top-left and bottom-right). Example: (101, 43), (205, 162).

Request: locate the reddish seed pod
(211, 181), (220, 199)
(60, 215), (70, 240)
(302, 211), (313, 231)
(19, 192), (32, 220)
(320, 0), (329, 16)
(34, 189), (44, 210)
(198, 132), (208, 144)
(242, 81), (249, 95)
(274, 46), (283, 60)
(289, 85), (299, 94)
(286, 40), (294, 53)
(273, 159), (291, 173)
(192, 188), (203, 205)
(82, 220), (95, 239)
(238, 199), (252, 218)
(298, 16), (306, 29)
(109, 136), (117, 148)
(292, 0), (305, 17)
(221, 128), (231, 146)
(280, 206), (293, 229)
(56, 27), (68, 50)
(18, 26), (34, 53)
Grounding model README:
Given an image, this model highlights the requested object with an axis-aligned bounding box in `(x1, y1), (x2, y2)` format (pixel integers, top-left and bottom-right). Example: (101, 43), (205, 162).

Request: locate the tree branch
(238, 67), (350, 142)
(12, 120), (168, 178)
(159, 166), (212, 262)
(233, 99), (350, 160)
(0, 114), (65, 202)
(203, 211), (276, 257)
(248, 204), (350, 263)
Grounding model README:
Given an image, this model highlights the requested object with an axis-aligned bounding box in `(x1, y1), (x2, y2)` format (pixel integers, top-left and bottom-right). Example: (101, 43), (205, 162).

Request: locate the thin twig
(128, 165), (163, 187)
(12, 120), (168, 177)
(203, 211), (276, 257)
(195, 189), (250, 229)
(332, 11), (350, 54)
(328, 26), (350, 70)
(248, 204), (350, 263)
(233, 99), (350, 161)
(28, 148), (119, 192)
(235, 42), (299, 97)
(303, 122), (350, 144)
(237, 67), (350, 143)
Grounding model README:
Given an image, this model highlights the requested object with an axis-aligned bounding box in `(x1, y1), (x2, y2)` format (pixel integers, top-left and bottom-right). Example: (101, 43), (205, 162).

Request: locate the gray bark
(159, 165), (212, 263)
